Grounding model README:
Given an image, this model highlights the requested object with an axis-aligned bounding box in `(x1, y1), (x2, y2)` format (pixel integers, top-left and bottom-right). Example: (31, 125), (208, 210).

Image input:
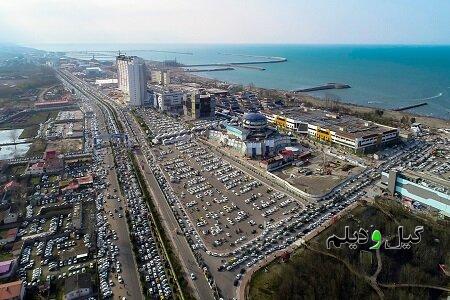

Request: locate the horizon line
(18, 42), (450, 47)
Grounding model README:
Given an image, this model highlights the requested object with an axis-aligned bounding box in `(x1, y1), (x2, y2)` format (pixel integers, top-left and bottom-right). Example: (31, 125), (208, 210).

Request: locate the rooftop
(64, 273), (92, 293)
(271, 107), (398, 139)
(402, 169), (450, 194)
(0, 260), (13, 274)
(0, 228), (18, 240)
(243, 112), (267, 123)
(0, 280), (22, 300)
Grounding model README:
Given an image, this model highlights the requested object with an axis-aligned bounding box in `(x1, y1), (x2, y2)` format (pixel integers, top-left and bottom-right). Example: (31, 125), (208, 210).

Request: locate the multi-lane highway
(59, 71), (144, 299)
(91, 102), (143, 300)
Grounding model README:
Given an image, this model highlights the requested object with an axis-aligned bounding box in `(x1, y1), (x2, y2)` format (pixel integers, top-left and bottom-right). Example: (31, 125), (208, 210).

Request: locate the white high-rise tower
(116, 55), (147, 106)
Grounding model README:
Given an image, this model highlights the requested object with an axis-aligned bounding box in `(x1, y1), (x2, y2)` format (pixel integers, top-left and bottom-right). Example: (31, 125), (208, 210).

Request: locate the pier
(185, 67), (235, 72)
(393, 102), (428, 111)
(184, 59), (286, 68)
(292, 83), (351, 93)
(230, 65), (266, 71)
(183, 54), (287, 68)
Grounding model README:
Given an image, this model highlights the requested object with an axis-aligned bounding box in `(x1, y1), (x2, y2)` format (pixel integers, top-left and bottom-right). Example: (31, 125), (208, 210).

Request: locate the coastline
(175, 69), (450, 129)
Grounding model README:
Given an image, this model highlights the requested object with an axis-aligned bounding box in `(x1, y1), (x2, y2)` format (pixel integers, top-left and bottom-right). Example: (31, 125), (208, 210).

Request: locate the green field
(1, 110), (60, 138)
(248, 200), (450, 300)
(0, 63), (58, 99)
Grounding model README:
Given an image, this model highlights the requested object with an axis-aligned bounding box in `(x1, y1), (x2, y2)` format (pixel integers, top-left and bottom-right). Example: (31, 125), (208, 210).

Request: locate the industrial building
(381, 170), (450, 217)
(209, 112), (292, 158)
(116, 55), (148, 106)
(265, 108), (399, 153)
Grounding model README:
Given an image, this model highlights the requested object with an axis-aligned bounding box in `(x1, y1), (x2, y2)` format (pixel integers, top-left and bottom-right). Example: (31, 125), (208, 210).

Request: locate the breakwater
(394, 102), (428, 111)
(292, 83), (351, 93)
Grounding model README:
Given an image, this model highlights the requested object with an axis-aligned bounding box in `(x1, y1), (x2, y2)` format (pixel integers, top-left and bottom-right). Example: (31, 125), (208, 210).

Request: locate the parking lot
(153, 140), (303, 253)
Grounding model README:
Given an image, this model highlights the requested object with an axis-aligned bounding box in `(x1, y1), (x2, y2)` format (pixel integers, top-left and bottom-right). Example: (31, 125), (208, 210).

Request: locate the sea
(31, 44), (450, 120)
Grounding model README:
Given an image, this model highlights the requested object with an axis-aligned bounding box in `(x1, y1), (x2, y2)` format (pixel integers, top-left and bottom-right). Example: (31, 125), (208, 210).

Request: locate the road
(120, 106), (215, 300)
(103, 147), (143, 300)
(93, 101), (143, 300)
(135, 148), (215, 300)
(58, 71), (143, 299)
(236, 200), (361, 299)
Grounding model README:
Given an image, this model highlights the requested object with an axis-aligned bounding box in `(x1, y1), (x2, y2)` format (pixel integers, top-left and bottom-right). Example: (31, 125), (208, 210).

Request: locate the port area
(292, 82), (351, 93)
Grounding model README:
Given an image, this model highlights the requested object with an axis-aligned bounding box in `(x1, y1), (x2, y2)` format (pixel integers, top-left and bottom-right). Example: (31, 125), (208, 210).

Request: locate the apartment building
(116, 55), (148, 106)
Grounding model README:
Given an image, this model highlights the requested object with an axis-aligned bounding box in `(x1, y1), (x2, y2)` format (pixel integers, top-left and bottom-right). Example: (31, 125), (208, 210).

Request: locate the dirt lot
(46, 138), (83, 153)
(273, 152), (363, 195)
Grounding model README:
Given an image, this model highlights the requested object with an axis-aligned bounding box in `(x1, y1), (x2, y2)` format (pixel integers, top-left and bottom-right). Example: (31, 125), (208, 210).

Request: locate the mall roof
(243, 112), (267, 123)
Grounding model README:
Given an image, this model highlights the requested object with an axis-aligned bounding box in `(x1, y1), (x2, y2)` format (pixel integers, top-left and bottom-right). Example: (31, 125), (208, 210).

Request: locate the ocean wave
(406, 92), (443, 102)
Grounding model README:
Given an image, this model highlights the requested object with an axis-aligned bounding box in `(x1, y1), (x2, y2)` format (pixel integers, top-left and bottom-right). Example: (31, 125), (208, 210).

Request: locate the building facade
(265, 112), (398, 152)
(151, 70), (170, 86)
(265, 114), (308, 134)
(381, 170), (450, 217)
(184, 92), (215, 119)
(209, 113), (292, 158)
(153, 90), (184, 114)
(116, 55), (148, 106)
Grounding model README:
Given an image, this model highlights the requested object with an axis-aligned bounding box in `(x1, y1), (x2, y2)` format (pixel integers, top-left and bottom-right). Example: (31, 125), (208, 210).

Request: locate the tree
(400, 115), (409, 124)
(375, 109), (384, 117)
(8, 129), (19, 155)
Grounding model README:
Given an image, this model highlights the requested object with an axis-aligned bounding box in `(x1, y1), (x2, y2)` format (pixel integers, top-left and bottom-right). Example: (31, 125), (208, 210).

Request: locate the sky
(1, 0), (449, 45)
